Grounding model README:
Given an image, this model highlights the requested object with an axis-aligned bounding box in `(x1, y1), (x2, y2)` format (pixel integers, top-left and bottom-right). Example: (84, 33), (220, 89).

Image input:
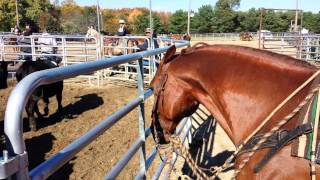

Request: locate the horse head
(150, 45), (199, 144)
(86, 27), (100, 40)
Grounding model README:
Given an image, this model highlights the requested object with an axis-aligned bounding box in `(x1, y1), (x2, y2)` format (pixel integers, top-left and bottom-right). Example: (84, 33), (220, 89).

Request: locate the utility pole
(187, 0), (191, 35)
(15, 0), (19, 27)
(96, 0), (101, 33)
(149, 0), (153, 31)
(258, 8), (264, 49)
(294, 0), (299, 32)
(100, 10), (103, 32)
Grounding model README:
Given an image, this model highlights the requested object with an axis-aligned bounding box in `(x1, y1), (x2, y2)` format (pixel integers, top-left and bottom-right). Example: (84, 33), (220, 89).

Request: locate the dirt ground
(0, 82), (235, 180)
(0, 80), (165, 179)
(191, 39), (259, 48)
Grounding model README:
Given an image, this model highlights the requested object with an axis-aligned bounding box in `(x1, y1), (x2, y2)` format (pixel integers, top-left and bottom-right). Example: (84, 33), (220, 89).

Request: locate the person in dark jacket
(137, 28), (160, 68)
(137, 28), (159, 51)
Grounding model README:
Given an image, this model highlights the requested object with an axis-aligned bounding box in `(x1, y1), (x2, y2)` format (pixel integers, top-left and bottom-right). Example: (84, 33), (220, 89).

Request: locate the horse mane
(181, 42), (210, 55)
(180, 42), (317, 70)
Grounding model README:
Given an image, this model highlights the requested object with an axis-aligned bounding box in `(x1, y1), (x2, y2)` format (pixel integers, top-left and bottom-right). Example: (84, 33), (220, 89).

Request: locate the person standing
(24, 25), (32, 35)
(117, 19), (129, 54)
(18, 25), (33, 60)
(117, 19), (128, 36)
(37, 29), (60, 66)
(14, 25), (21, 35)
(137, 28), (160, 68)
(137, 28), (159, 51)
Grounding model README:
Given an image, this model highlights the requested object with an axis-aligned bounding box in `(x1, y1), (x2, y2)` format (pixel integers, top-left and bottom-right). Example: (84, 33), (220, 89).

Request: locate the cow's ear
(163, 45), (176, 64)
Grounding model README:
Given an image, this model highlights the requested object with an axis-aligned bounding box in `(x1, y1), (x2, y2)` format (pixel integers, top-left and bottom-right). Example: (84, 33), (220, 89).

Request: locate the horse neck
(88, 30), (102, 41)
(172, 47), (317, 146)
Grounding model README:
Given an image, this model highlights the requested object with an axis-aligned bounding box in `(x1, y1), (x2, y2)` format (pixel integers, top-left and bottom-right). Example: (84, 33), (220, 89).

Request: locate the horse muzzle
(151, 113), (169, 145)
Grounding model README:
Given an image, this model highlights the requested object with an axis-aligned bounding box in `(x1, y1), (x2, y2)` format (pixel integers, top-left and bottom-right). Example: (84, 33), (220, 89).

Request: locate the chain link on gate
(165, 70), (320, 179)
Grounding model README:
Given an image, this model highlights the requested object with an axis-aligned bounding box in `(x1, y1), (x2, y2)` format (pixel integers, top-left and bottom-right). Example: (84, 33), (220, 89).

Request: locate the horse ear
(163, 45), (176, 64)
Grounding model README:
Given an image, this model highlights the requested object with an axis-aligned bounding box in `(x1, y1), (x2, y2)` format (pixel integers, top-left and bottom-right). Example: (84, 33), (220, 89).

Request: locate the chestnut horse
(150, 44), (320, 179)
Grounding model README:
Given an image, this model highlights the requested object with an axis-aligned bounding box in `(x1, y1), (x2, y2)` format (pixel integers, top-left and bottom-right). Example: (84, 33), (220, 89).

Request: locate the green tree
(213, 8), (238, 32)
(133, 12), (164, 34)
(303, 12), (320, 33)
(83, 6), (98, 28)
(38, 5), (61, 32)
(191, 5), (215, 33)
(0, 0), (17, 31)
(215, 0), (240, 9)
(0, 0), (60, 32)
(168, 10), (187, 34)
(212, 0), (239, 32)
(237, 8), (259, 32)
(262, 11), (290, 32)
(23, 0), (52, 32)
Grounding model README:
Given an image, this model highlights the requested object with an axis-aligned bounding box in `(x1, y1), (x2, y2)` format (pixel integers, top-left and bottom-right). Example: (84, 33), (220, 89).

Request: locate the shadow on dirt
(34, 93), (104, 130)
(0, 93), (104, 179)
(182, 112), (234, 179)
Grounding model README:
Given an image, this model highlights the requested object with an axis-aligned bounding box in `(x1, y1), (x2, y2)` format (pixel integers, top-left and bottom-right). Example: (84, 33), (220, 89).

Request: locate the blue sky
(74, 0), (319, 13)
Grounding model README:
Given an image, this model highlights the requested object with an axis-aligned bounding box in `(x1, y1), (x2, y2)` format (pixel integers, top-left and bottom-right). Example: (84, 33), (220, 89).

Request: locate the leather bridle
(151, 71), (168, 144)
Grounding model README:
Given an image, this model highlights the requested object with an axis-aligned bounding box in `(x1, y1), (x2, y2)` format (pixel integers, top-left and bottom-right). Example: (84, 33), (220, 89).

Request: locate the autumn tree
(101, 9), (118, 34)
(83, 6), (98, 29)
(2, 0), (320, 34)
(0, 0), (60, 32)
(157, 11), (171, 33)
(60, 1), (85, 33)
(127, 8), (146, 33)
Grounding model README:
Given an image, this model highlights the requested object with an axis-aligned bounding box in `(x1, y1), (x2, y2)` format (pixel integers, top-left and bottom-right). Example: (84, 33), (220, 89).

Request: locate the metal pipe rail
(0, 34), (160, 85)
(133, 117), (191, 180)
(30, 93), (148, 180)
(150, 117), (192, 180)
(2, 41), (190, 179)
(262, 35), (320, 61)
(101, 36), (152, 83)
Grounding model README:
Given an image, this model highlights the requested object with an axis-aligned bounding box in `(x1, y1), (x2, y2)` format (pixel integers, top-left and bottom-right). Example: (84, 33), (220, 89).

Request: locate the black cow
(0, 61), (8, 89)
(16, 60), (63, 131)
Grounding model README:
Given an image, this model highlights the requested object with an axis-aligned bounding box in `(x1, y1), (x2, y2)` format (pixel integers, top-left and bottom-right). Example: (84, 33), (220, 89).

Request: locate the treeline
(1, 0), (319, 34)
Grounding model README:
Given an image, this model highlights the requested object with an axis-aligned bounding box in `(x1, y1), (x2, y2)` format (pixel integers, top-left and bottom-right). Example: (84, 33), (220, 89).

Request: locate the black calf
(16, 60), (63, 131)
(0, 61), (8, 89)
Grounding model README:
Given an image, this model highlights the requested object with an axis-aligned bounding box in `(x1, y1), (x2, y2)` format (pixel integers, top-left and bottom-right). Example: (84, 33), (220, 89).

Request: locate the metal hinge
(0, 151), (29, 179)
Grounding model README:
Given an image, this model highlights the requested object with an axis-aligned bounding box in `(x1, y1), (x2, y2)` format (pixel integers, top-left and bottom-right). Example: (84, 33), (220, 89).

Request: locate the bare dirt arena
(0, 79), (166, 179)
(0, 79), (236, 180)
(0, 40), (259, 179)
